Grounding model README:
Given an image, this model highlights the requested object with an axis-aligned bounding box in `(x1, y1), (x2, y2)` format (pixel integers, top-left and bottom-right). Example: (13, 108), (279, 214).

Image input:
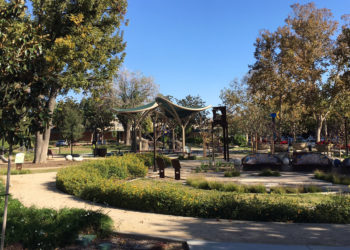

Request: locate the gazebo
(114, 96), (212, 153)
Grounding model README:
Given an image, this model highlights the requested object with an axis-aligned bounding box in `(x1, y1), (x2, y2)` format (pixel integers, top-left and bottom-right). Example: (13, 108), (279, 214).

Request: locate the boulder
(242, 153), (282, 170)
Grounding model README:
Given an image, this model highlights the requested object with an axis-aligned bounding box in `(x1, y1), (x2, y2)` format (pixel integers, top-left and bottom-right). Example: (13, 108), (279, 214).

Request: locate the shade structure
(155, 96), (212, 152)
(114, 97), (212, 153)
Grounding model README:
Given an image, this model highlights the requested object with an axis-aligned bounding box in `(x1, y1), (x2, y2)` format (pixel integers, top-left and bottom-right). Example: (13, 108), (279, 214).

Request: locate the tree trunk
(324, 118), (328, 141)
(316, 115), (325, 142)
(125, 123), (131, 145)
(1, 144), (12, 249)
(34, 90), (57, 164)
(70, 141), (73, 155)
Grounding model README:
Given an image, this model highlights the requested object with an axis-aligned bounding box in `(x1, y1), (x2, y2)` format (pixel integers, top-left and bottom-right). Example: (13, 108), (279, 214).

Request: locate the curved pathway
(7, 172), (350, 247)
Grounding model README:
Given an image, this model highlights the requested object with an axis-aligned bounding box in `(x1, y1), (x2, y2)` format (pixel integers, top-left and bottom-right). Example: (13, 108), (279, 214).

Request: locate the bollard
(171, 159), (181, 180)
(156, 158), (165, 178)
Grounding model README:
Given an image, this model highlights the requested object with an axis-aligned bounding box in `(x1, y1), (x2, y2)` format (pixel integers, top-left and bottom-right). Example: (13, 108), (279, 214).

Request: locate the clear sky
(122, 0), (350, 107)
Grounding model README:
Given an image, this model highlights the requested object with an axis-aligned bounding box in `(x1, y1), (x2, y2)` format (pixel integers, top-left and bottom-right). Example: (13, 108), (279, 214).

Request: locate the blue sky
(122, 0), (350, 106)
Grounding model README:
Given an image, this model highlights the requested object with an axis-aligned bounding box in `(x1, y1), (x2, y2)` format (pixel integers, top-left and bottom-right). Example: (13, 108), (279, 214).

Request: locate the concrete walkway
(6, 172), (350, 249)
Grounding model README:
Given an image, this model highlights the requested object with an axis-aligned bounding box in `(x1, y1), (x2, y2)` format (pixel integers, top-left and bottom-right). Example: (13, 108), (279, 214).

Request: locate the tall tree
(80, 97), (115, 143)
(0, 0), (45, 247)
(30, 0), (127, 163)
(54, 99), (84, 155)
(247, 3), (339, 142)
(113, 69), (158, 145)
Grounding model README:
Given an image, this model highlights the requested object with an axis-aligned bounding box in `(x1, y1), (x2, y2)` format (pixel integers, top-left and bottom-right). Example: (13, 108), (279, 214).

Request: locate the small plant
(300, 185), (323, 193)
(187, 155), (197, 160)
(208, 181), (224, 191)
(246, 184), (267, 193)
(0, 169), (31, 175)
(178, 155), (185, 160)
(258, 169), (281, 177)
(314, 170), (350, 185)
(224, 169), (240, 177)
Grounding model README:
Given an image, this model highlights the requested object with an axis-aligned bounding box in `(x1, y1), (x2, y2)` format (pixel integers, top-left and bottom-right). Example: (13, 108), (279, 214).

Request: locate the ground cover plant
(56, 168), (350, 223)
(0, 183), (112, 249)
(186, 177), (322, 194)
(224, 169), (241, 177)
(314, 170), (350, 185)
(0, 169), (31, 175)
(258, 169), (281, 177)
(134, 153), (171, 168)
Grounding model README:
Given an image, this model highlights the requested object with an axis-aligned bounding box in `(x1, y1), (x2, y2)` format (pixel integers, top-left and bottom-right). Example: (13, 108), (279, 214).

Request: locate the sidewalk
(6, 172), (350, 249)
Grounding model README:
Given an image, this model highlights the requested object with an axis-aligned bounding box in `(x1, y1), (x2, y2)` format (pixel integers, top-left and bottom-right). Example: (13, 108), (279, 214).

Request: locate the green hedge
(0, 183), (112, 249)
(314, 170), (350, 185)
(57, 168), (350, 223)
(134, 153), (171, 168)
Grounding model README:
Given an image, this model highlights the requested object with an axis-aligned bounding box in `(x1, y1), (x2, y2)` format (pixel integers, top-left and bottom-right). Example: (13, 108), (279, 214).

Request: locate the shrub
(187, 155), (197, 160)
(314, 170), (350, 185)
(258, 169), (281, 177)
(135, 153), (171, 168)
(300, 185), (323, 193)
(246, 184), (267, 193)
(56, 173), (350, 223)
(186, 177), (210, 189)
(0, 169), (31, 175)
(224, 169), (240, 177)
(178, 155), (185, 160)
(0, 180), (112, 249)
(232, 134), (247, 147)
(208, 181), (224, 191)
(57, 166), (350, 223)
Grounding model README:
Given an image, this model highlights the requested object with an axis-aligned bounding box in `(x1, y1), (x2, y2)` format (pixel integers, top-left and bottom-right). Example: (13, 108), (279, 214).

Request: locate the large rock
(242, 153), (282, 170)
(292, 152), (332, 171)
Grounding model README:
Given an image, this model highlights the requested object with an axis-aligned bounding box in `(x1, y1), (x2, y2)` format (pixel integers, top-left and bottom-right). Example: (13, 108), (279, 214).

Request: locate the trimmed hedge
(0, 179), (112, 249)
(134, 153), (171, 168)
(314, 170), (350, 185)
(57, 168), (350, 223)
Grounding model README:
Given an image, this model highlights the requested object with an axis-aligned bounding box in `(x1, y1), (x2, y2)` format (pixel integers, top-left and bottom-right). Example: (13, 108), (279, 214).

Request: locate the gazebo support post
(153, 117), (157, 172)
(182, 125), (186, 153)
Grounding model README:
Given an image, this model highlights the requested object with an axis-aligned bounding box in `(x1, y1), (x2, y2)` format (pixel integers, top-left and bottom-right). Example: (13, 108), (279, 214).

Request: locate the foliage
(258, 169), (281, 177)
(112, 69), (159, 146)
(134, 152), (171, 168)
(80, 97), (115, 136)
(0, 0), (45, 146)
(270, 186), (323, 194)
(232, 134), (247, 147)
(224, 169), (241, 177)
(0, 169), (31, 175)
(53, 99), (84, 154)
(30, 0), (127, 163)
(314, 170), (350, 185)
(1, 198), (112, 249)
(56, 173), (350, 223)
(56, 155), (148, 195)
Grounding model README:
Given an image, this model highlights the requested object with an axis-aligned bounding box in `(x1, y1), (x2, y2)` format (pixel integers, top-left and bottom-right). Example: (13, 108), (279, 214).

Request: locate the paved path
(6, 172), (350, 249)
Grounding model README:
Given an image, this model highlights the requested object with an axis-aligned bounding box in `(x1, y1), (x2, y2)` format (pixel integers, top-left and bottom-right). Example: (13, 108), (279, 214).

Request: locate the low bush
(258, 169), (281, 177)
(0, 169), (31, 175)
(178, 155), (185, 160)
(56, 155), (148, 195)
(314, 170), (350, 185)
(135, 153), (171, 168)
(0, 182), (112, 249)
(187, 155), (197, 160)
(224, 169), (240, 177)
(56, 172), (350, 223)
(246, 184), (267, 193)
